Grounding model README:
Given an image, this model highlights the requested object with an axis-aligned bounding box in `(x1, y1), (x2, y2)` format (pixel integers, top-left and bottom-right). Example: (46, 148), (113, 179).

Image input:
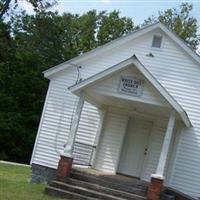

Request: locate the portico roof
(69, 55), (191, 127)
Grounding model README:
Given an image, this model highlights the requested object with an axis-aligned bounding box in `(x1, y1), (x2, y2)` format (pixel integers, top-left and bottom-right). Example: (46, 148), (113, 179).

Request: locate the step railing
(72, 141), (96, 166)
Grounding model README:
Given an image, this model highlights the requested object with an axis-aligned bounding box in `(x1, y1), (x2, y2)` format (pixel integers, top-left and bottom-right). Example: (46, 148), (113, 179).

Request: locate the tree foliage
(0, 0), (56, 19)
(143, 3), (199, 49)
(97, 10), (134, 45)
(0, 9), (134, 163)
(0, 3), (199, 163)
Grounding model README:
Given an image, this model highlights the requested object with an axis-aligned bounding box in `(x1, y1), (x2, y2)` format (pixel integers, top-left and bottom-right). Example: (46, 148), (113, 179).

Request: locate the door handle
(144, 148), (148, 155)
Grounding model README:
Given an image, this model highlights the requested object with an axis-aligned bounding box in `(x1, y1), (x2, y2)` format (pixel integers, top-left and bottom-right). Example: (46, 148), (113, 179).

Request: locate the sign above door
(118, 76), (144, 97)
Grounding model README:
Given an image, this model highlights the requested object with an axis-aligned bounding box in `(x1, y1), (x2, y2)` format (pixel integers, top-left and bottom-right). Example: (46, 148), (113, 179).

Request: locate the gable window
(152, 35), (162, 48)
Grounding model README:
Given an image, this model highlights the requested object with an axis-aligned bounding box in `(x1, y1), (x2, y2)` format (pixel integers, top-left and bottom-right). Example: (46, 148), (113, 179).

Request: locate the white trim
(30, 81), (52, 164)
(69, 56), (191, 127)
(155, 110), (176, 178)
(61, 95), (85, 157)
(43, 22), (200, 78)
(151, 174), (165, 180)
(69, 58), (133, 92)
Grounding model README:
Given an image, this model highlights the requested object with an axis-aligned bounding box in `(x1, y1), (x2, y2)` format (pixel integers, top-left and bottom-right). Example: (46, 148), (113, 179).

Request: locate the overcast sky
(19, 0), (200, 31)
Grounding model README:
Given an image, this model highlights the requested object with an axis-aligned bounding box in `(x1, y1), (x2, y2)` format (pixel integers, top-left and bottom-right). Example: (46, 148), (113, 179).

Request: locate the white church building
(30, 22), (200, 199)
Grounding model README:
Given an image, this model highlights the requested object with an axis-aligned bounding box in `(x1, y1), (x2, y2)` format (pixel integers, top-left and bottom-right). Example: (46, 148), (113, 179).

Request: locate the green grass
(0, 163), (60, 200)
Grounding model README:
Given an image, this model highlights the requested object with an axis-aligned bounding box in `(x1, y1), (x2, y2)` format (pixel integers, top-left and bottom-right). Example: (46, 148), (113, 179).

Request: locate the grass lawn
(0, 163), (60, 200)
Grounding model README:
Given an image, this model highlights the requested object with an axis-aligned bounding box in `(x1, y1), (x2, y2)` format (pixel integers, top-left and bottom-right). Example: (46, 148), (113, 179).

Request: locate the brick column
(147, 177), (163, 200)
(56, 156), (73, 177)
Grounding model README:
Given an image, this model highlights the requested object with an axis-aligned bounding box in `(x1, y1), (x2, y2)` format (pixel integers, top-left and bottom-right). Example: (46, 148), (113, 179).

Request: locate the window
(152, 35), (162, 48)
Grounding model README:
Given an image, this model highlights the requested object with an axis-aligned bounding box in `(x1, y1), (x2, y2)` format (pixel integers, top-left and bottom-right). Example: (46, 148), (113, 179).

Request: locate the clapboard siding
(94, 111), (128, 172)
(76, 103), (100, 145)
(32, 27), (200, 198)
(31, 67), (100, 168)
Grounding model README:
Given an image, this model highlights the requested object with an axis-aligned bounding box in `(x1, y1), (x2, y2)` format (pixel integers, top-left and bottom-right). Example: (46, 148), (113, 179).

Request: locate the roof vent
(152, 35), (162, 48)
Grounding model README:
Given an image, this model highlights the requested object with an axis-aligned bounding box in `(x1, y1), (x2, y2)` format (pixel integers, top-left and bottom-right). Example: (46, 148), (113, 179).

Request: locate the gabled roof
(69, 55), (191, 127)
(43, 22), (200, 78)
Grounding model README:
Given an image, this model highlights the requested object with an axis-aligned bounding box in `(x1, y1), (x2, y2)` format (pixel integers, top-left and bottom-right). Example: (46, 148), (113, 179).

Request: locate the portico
(56, 55), (191, 200)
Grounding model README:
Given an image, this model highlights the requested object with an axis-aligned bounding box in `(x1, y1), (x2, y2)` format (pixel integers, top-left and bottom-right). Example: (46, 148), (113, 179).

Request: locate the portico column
(147, 110), (176, 200)
(56, 95), (84, 177)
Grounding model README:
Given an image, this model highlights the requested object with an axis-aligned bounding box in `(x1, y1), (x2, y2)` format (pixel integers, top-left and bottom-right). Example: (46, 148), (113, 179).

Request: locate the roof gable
(69, 55), (191, 127)
(87, 64), (170, 108)
(43, 22), (200, 78)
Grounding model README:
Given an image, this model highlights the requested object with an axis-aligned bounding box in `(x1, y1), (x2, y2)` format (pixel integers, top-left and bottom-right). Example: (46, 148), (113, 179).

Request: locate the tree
(0, 0), (56, 19)
(143, 3), (199, 49)
(97, 10), (134, 45)
(0, 9), (135, 163)
(77, 10), (98, 52)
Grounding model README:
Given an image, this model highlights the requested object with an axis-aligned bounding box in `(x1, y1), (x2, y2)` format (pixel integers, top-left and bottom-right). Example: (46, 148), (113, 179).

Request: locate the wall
(31, 27), (200, 198)
(31, 67), (100, 169)
(94, 110), (128, 172)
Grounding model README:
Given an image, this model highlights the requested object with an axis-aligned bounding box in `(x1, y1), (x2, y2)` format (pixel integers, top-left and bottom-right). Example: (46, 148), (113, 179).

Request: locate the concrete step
(51, 179), (146, 200)
(45, 186), (98, 200)
(47, 182), (128, 200)
(69, 170), (147, 195)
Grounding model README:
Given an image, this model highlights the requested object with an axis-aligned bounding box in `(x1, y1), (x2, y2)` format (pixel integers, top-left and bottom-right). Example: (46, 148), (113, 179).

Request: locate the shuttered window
(152, 35), (162, 48)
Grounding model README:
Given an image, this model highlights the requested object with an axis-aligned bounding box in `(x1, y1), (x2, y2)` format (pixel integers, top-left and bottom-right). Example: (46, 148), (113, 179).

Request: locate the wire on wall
(67, 63), (83, 144)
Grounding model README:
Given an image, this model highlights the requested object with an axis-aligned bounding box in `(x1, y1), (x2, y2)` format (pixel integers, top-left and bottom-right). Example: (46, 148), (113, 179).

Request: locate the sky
(19, 0), (200, 31)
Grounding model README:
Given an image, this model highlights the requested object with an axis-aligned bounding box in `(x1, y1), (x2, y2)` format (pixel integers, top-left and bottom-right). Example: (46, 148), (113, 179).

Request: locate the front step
(47, 181), (130, 200)
(45, 168), (147, 200)
(51, 179), (146, 200)
(45, 186), (97, 200)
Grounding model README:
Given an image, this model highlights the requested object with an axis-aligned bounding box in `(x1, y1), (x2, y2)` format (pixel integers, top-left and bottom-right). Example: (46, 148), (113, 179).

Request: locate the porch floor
(72, 166), (148, 187)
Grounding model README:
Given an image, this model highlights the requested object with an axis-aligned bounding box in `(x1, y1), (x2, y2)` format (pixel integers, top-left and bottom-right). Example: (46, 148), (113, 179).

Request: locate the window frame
(151, 34), (164, 50)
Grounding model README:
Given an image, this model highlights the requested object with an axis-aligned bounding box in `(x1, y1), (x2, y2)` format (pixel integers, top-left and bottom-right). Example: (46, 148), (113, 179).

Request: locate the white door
(118, 118), (152, 178)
